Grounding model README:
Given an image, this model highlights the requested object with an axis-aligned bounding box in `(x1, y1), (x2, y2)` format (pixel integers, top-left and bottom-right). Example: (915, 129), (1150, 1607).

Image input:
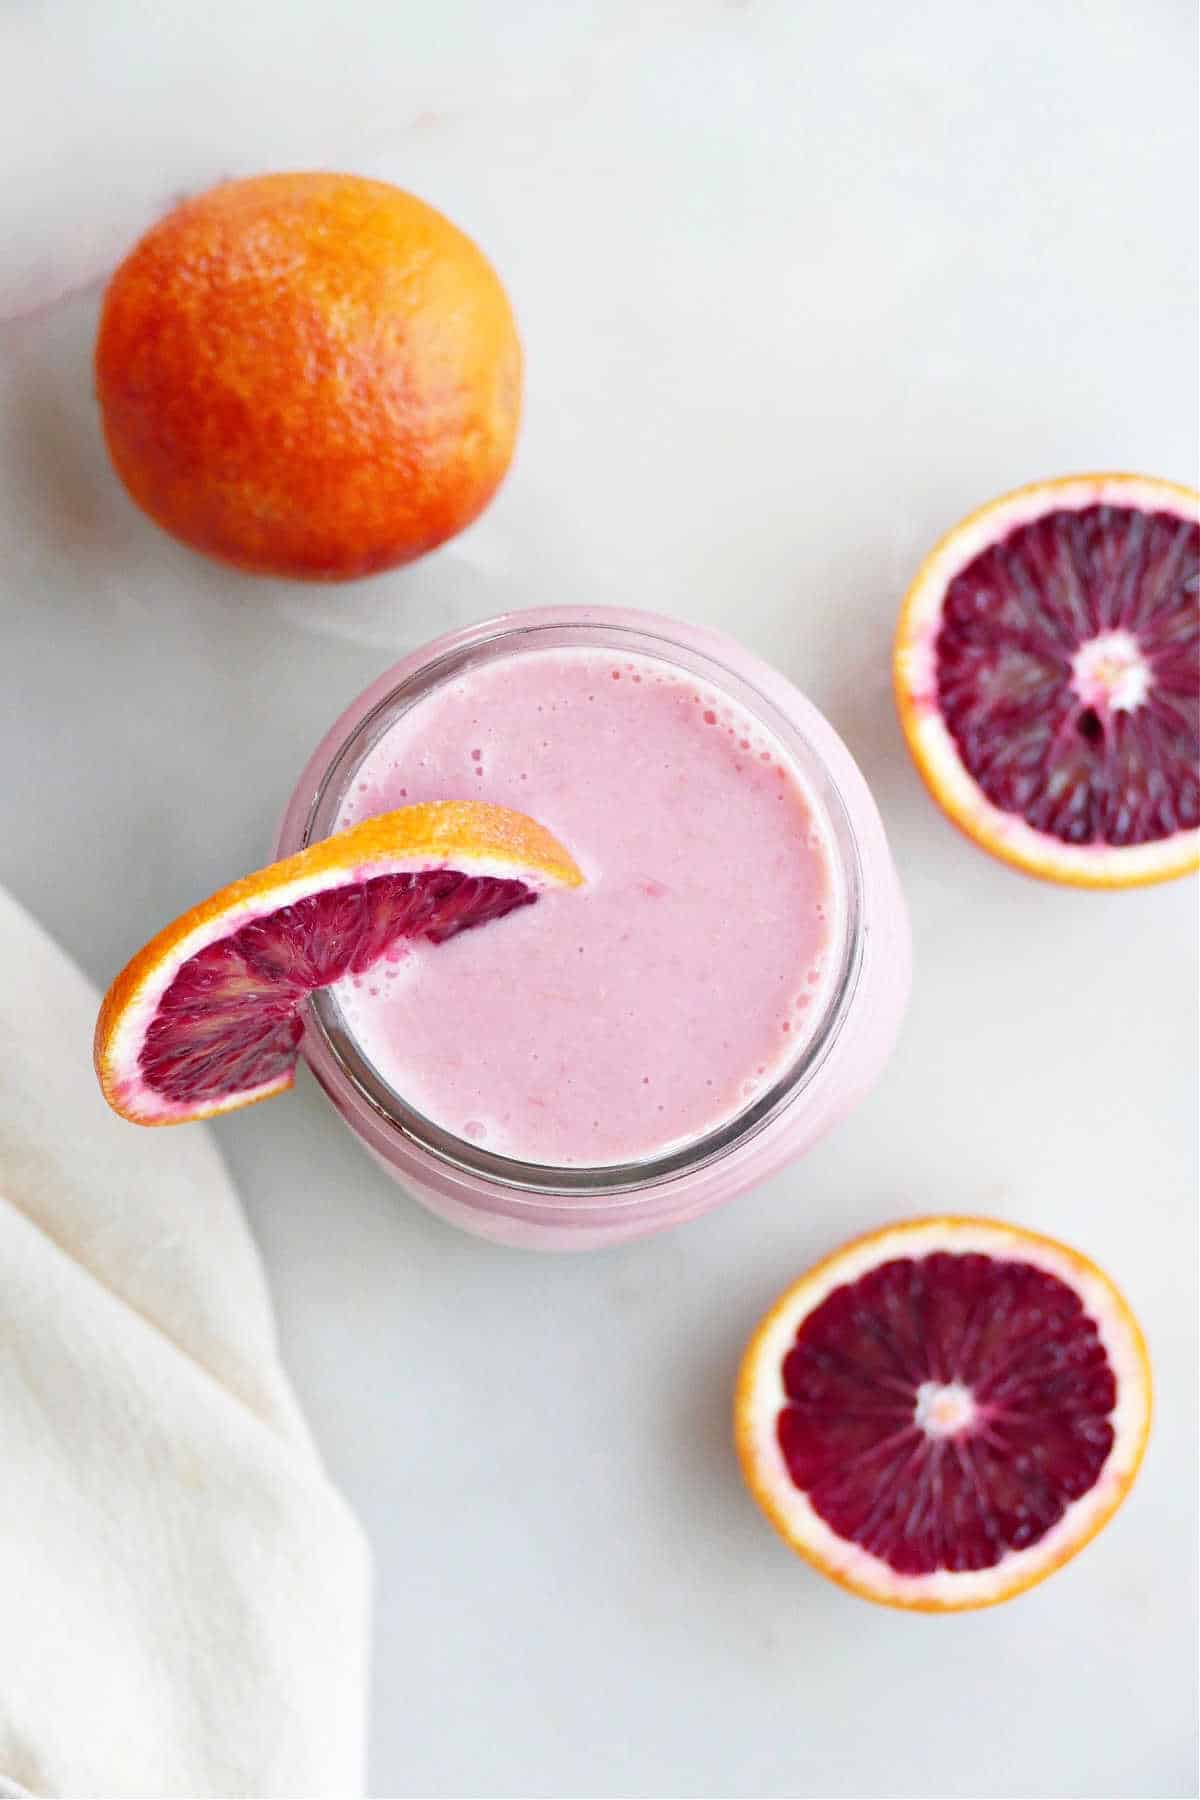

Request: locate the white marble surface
(1, 3), (1197, 1796)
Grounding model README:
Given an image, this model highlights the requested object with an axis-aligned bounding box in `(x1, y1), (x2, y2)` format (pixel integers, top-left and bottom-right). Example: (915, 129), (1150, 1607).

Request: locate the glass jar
(276, 607), (911, 1249)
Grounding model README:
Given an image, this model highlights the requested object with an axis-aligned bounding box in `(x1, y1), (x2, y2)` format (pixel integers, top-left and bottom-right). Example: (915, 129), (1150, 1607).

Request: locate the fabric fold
(0, 886), (369, 1799)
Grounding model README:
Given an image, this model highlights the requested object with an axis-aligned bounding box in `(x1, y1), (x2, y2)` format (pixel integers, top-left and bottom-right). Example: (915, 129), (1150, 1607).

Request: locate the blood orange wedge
(735, 1217), (1151, 1610)
(895, 473), (1199, 887)
(95, 802), (583, 1125)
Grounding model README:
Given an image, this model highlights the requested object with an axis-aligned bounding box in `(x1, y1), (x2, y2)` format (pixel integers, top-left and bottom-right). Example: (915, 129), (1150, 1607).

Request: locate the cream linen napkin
(0, 886), (370, 1799)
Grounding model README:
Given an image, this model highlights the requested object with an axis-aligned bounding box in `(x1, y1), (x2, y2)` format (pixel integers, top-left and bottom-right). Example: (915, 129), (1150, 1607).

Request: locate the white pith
(740, 1219), (1151, 1608)
(1070, 630), (1150, 714)
(896, 474), (1200, 883)
(914, 1380), (976, 1439)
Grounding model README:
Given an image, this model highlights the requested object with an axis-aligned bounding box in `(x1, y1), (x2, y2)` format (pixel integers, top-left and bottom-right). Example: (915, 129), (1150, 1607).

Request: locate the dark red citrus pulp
(141, 871), (533, 1105)
(936, 504), (1199, 845)
(777, 1253), (1117, 1576)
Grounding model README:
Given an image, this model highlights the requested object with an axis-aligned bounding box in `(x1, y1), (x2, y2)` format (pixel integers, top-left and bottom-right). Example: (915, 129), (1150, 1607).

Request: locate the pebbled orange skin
(95, 173), (522, 580)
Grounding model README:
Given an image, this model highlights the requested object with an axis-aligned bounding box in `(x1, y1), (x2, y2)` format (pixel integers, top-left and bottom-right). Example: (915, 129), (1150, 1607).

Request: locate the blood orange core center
(934, 504), (1199, 847)
(914, 1380), (975, 1438)
(1070, 631), (1150, 714)
(139, 870), (534, 1106)
(777, 1252), (1117, 1576)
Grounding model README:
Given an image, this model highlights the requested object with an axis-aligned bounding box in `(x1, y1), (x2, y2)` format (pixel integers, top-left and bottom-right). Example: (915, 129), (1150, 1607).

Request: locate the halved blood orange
(95, 802), (583, 1125)
(735, 1217), (1151, 1610)
(895, 474), (1199, 887)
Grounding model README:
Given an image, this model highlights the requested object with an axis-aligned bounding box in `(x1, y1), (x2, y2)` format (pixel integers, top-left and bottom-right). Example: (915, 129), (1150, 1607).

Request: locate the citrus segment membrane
(140, 872), (533, 1108)
(895, 474), (1200, 886)
(736, 1218), (1151, 1609)
(936, 505), (1198, 846)
(777, 1252), (1116, 1576)
(94, 803), (582, 1124)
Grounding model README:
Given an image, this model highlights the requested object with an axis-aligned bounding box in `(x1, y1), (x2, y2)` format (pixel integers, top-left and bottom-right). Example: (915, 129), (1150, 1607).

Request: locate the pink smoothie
(331, 646), (837, 1167)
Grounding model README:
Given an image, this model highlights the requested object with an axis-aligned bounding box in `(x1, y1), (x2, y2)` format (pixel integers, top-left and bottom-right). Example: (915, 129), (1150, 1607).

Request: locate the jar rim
(292, 608), (866, 1206)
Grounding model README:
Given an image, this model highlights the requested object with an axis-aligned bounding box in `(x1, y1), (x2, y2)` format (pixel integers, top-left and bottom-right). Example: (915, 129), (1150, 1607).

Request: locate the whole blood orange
(95, 173), (522, 580)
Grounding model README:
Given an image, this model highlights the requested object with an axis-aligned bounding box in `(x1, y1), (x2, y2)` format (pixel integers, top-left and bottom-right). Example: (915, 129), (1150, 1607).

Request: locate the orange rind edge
(734, 1214), (1153, 1611)
(94, 801), (583, 1125)
(893, 472), (1200, 890)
